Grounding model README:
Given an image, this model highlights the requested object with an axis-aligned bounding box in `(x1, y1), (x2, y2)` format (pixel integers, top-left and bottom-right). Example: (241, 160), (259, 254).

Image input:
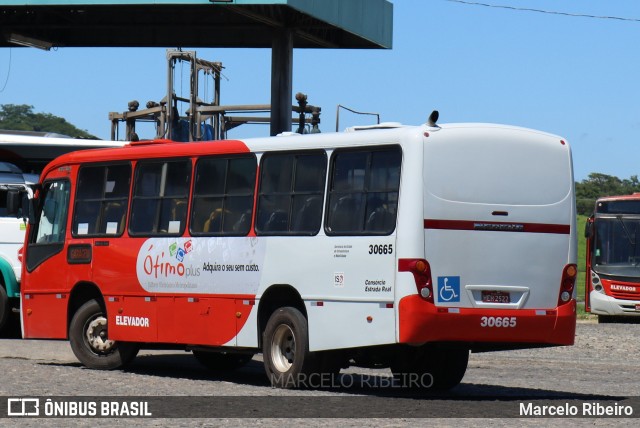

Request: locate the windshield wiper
(615, 215), (640, 265)
(616, 215), (635, 246)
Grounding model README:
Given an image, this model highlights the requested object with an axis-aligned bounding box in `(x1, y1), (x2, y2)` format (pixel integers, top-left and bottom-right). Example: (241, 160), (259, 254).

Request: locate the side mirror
(584, 218), (593, 239)
(6, 189), (21, 217)
(6, 189), (34, 224)
(22, 193), (35, 225)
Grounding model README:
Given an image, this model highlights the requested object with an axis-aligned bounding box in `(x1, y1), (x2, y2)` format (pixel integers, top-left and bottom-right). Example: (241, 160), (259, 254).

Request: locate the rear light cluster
(399, 258), (433, 303)
(17, 246), (23, 263)
(558, 264), (577, 306)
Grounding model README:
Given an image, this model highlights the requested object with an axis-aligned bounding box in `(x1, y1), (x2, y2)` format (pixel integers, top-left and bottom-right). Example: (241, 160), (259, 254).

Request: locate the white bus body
(234, 123), (578, 351)
(20, 120), (577, 389)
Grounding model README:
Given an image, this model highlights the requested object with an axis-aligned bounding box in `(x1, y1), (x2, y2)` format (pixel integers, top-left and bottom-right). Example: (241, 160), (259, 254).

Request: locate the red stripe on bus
(424, 219), (570, 234)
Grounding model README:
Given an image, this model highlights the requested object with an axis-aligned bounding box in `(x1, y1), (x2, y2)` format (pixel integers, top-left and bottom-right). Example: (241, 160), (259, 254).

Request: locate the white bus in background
(0, 133), (125, 333)
(0, 162), (35, 332)
(15, 113), (577, 389)
(0, 131), (126, 174)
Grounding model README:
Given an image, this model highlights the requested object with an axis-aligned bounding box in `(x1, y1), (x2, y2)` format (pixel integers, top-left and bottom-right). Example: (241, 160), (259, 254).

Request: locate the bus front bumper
(589, 291), (640, 316)
(398, 295), (576, 346)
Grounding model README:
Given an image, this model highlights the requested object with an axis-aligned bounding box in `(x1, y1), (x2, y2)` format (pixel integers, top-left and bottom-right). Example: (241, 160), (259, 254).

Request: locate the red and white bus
(13, 115), (577, 389)
(585, 194), (640, 322)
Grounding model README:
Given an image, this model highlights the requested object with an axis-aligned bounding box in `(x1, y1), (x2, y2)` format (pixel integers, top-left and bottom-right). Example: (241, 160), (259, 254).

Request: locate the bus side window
(290, 155), (326, 233)
(364, 150), (401, 233)
(326, 146), (401, 235)
(130, 160), (191, 236)
(292, 195), (323, 233)
(73, 165), (103, 235)
(34, 180), (70, 244)
(190, 155), (256, 236)
(256, 151), (326, 236)
(103, 201), (126, 234)
(329, 194), (361, 232)
(73, 163), (131, 237)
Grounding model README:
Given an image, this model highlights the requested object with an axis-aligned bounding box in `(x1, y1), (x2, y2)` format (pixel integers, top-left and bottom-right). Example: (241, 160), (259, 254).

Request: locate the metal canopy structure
(0, 0), (393, 135)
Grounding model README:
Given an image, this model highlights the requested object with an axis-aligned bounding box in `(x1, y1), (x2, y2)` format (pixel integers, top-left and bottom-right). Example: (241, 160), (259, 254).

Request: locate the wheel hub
(270, 324), (296, 373)
(86, 316), (115, 353)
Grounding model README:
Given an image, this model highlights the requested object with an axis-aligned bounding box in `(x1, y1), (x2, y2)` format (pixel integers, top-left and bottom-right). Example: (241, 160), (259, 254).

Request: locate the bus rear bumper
(398, 295), (576, 346)
(589, 291), (640, 316)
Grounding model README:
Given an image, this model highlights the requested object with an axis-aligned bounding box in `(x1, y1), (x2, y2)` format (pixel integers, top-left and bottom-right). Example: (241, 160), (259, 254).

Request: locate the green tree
(576, 172), (640, 215)
(0, 104), (97, 139)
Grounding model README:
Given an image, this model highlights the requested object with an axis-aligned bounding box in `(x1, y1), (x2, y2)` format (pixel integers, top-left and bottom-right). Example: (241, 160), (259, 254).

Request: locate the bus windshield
(593, 216), (640, 277)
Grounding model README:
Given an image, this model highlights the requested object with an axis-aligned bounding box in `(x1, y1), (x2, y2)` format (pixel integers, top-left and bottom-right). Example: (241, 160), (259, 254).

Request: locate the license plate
(482, 290), (510, 303)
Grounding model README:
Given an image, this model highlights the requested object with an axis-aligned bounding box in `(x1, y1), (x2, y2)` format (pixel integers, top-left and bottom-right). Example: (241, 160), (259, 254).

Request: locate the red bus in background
(585, 194), (640, 322)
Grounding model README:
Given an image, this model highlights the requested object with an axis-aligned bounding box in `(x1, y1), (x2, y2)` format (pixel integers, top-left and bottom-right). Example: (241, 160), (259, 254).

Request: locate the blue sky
(2, 0), (640, 181)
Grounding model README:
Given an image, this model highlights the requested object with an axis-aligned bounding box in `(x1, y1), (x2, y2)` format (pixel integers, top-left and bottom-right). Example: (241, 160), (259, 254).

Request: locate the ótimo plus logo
(142, 239), (194, 278)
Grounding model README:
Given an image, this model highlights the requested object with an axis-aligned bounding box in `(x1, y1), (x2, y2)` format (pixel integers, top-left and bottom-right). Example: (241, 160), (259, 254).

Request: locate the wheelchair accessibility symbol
(437, 276), (460, 302)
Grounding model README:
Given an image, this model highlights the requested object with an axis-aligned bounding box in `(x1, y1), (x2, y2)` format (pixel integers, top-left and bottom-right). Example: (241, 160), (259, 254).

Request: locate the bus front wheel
(262, 307), (316, 388)
(69, 299), (138, 370)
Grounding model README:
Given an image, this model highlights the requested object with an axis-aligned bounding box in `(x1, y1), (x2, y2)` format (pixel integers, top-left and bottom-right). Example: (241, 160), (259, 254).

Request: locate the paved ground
(0, 320), (638, 426)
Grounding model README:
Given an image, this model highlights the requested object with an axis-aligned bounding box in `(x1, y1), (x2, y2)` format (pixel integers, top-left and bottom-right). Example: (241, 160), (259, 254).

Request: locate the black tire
(0, 286), (9, 332)
(262, 306), (317, 388)
(193, 350), (254, 371)
(69, 299), (138, 370)
(392, 345), (469, 391)
(316, 350), (345, 376)
(598, 315), (615, 324)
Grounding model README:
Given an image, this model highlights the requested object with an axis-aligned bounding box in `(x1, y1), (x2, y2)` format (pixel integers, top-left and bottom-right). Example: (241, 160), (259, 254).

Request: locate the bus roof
(38, 122), (568, 179)
(596, 193), (640, 202)
(0, 161), (33, 186)
(0, 161), (22, 174)
(0, 133), (125, 149)
(0, 133), (127, 175)
(39, 124), (425, 176)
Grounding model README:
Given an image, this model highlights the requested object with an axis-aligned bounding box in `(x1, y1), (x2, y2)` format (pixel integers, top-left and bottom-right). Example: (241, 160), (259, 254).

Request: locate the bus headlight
(591, 271), (604, 294)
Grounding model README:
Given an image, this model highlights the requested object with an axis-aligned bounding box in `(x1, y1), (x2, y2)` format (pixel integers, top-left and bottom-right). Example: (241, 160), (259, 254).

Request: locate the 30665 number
(368, 244), (393, 255)
(480, 316), (517, 328)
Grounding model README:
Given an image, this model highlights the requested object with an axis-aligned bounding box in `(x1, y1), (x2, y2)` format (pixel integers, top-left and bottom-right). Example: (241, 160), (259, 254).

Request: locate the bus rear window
(425, 134), (571, 205)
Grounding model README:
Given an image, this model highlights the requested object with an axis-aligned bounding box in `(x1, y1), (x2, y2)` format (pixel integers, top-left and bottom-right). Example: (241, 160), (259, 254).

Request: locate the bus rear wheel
(69, 299), (138, 370)
(262, 307), (317, 388)
(193, 350), (255, 371)
(391, 345), (469, 391)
